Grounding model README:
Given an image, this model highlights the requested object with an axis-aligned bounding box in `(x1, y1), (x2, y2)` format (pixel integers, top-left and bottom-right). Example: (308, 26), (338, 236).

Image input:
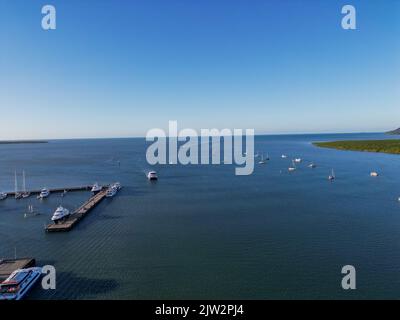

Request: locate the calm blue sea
(0, 133), (399, 299)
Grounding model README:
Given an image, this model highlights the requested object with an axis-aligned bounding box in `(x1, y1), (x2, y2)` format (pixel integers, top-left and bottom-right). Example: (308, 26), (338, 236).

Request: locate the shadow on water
(27, 271), (120, 300)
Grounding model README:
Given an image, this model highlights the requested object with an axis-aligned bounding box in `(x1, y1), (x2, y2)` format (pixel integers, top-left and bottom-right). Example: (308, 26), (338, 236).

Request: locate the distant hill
(387, 128), (400, 135)
(0, 140), (48, 145)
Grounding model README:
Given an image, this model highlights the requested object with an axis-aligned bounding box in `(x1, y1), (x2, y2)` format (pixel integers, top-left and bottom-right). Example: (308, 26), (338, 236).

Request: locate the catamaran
(0, 267), (42, 300)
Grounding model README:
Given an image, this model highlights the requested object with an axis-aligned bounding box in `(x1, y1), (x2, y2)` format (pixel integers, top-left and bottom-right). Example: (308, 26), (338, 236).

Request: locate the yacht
(21, 170), (30, 199)
(0, 267), (42, 300)
(51, 206), (70, 222)
(328, 169), (335, 181)
(147, 171), (158, 180)
(106, 186), (118, 198)
(112, 182), (122, 190)
(288, 160), (296, 172)
(38, 188), (50, 199)
(106, 182), (122, 198)
(91, 182), (102, 193)
(370, 171), (379, 177)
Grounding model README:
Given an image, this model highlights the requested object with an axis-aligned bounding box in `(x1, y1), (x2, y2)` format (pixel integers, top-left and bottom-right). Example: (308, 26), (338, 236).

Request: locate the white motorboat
(308, 163), (317, 168)
(147, 171), (158, 180)
(294, 158), (302, 163)
(38, 188), (50, 199)
(370, 171), (379, 177)
(51, 206), (70, 222)
(281, 154), (288, 159)
(106, 182), (122, 198)
(91, 182), (102, 193)
(0, 267), (42, 300)
(106, 186), (118, 198)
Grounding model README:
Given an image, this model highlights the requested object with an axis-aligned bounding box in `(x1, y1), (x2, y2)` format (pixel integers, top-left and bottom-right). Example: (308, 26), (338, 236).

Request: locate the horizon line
(0, 131), (388, 142)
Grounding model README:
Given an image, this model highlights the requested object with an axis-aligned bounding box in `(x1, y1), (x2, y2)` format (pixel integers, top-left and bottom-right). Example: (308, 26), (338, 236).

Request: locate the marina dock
(7, 185), (92, 197)
(45, 188), (108, 232)
(0, 258), (36, 280)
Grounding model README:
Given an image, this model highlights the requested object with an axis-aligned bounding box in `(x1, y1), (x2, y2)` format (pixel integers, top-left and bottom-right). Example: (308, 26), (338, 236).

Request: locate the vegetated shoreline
(313, 139), (400, 155)
(0, 140), (48, 145)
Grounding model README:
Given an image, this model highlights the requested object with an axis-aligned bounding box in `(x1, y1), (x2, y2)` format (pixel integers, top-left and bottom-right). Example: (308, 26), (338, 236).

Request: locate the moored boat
(91, 182), (102, 193)
(0, 267), (42, 300)
(147, 171), (158, 180)
(51, 206), (70, 222)
(38, 188), (50, 199)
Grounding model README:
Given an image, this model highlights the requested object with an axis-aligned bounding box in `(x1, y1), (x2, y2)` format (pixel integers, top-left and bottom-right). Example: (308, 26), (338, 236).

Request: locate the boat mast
(14, 170), (18, 194)
(22, 170), (26, 193)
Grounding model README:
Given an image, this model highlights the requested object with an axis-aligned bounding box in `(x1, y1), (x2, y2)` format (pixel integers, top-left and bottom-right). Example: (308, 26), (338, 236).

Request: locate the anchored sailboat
(22, 170), (30, 198)
(259, 153), (267, 164)
(288, 160), (296, 172)
(328, 169), (335, 181)
(14, 171), (22, 199)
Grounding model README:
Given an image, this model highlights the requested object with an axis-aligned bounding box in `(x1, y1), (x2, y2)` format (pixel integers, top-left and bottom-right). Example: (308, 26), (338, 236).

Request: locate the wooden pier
(45, 188), (108, 233)
(7, 185), (92, 197)
(0, 258), (36, 280)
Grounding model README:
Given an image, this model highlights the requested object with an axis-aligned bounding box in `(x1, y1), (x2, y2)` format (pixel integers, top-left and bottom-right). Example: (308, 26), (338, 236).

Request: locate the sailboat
(22, 170), (30, 198)
(14, 171), (22, 199)
(24, 205), (40, 218)
(328, 169), (335, 181)
(288, 160), (296, 172)
(0, 175), (7, 200)
(259, 153), (267, 164)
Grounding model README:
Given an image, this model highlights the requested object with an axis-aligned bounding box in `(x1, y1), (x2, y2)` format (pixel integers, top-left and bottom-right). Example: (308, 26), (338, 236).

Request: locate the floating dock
(7, 185), (92, 197)
(45, 188), (108, 233)
(0, 258), (36, 280)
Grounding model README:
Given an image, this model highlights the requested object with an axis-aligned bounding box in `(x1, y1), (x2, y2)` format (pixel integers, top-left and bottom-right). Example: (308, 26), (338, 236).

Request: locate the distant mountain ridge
(387, 128), (400, 135)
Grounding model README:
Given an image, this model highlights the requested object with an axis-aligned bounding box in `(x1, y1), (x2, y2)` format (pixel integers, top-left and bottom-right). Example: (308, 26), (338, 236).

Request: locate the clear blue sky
(1, 0), (399, 139)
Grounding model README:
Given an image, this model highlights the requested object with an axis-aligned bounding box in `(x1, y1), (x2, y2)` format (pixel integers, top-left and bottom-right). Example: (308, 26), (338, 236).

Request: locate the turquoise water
(0, 133), (399, 299)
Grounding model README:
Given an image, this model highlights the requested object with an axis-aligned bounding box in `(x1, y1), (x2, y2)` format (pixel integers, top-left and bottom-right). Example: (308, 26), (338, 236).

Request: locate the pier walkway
(45, 188), (108, 232)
